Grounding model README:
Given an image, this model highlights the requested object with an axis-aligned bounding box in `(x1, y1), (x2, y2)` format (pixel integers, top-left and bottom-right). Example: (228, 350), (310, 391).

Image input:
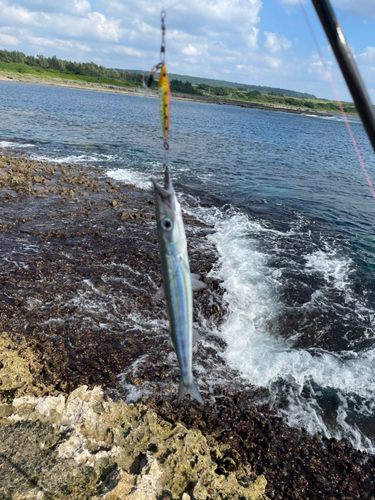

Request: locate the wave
(106, 164), (375, 453)
(303, 114), (361, 124)
(107, 167), (153, 191)
(34, 153), (117, 164)
(189, 203), (375, 453)
(0, 140), (36, 148)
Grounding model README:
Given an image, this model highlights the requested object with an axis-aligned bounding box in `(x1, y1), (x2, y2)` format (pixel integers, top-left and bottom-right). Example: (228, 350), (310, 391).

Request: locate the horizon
(0, 1), (374, 102)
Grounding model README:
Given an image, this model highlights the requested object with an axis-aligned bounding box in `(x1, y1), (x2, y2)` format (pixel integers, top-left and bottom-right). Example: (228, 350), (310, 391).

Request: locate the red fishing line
(299, 0), (375, 202)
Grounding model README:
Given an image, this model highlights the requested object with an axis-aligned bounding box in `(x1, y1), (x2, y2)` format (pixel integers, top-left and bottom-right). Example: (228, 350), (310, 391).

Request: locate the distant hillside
(120, 69), (317, 99)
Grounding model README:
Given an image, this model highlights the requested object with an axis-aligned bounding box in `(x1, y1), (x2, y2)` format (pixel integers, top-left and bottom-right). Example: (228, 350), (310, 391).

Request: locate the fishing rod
(311, 0), (375, 154)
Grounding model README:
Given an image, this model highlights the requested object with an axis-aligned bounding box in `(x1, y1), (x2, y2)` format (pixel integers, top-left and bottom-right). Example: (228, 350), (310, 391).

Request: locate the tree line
(0, 49), (145, 85)
(0, 49), (356, 113)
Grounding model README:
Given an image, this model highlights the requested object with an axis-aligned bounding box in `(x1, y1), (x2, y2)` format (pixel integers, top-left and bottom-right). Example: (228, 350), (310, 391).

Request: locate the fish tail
(178, 378), (204, 405)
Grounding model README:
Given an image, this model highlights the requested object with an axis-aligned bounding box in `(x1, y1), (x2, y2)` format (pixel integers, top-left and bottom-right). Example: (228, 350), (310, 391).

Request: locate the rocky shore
(0, 150), (374, 499)
(0, 71), (333, 117)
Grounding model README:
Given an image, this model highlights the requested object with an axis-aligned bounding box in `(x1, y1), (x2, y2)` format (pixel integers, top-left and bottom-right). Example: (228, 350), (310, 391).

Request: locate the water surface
(1, 81), (375, 452)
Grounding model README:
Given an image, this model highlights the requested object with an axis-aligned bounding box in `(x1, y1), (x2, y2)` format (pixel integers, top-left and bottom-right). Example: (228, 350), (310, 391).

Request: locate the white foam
(0, 141), (35, 148)
(117, 355), (153, 403)
(34, 153), (116, 164)
(305, 250), (352, 291)
(304, 114), (360, 124)
(106, 168), (152, 190)
(186, 201), (375, 453)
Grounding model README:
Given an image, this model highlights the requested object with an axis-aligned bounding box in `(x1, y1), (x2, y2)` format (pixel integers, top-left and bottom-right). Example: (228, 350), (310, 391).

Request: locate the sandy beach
(0, 149), (374, 498)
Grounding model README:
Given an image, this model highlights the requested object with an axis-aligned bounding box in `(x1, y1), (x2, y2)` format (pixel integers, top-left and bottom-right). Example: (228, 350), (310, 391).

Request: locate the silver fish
(152, 167), (206, 404)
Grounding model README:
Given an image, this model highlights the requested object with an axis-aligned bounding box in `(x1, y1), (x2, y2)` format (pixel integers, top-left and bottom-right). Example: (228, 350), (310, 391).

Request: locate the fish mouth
(152, 166), (174, 209)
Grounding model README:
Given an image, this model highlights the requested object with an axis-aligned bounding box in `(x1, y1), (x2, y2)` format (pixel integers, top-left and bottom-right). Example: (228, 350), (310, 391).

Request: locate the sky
(0, 0), (374, 101)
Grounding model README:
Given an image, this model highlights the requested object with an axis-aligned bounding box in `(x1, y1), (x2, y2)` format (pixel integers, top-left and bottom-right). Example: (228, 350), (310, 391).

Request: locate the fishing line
(163, 0), (185, 11)
(299, 0), (375, 202)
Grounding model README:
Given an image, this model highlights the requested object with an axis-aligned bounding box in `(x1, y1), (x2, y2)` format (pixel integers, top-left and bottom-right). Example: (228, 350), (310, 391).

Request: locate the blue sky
(0, 0), (374, 101)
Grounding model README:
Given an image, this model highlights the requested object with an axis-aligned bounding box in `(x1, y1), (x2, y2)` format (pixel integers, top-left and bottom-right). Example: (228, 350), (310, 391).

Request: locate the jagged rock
(0, 332), (45, 399)
(0, 386), (268, 499)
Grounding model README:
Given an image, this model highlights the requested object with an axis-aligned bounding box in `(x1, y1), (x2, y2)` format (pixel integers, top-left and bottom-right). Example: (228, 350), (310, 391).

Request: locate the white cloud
(182, 44), (199, 56)
(0, 32), (18, 45)
(243, 26), (259, 50)
(264, 32), (291, 53)
(0, 0), (372, 101)
(0, 1), (40, 25)
(359, 46), (375, 61)
(0, 2), (122, 42)
(76, 42), (90, 52)
(19, 0), (91, 15)
(104, 0), (262, 25)
(265, 56), (283, 68)
(114, 45), (142, 57)
(25, 34), (91, 53)
(198, 0), (261, 24)
(72, 0), (91, 15)
(48, 11), (122, 42)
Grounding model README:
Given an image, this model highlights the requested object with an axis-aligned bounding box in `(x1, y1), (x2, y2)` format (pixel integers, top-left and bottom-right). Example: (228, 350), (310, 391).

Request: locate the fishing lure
(158, 64), (170, 147)
(144, 10), (170, 151)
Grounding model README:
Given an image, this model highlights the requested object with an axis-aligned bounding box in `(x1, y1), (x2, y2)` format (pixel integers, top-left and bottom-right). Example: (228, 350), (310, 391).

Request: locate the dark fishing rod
(311, 0), (375, 154)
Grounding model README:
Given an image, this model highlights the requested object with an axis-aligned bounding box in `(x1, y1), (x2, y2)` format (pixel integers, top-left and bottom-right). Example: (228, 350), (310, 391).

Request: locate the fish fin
(191, 275), (207, 292)
(166, 335), (174, 348)
(193, 328), (202, 345)
(152, 286), (165, 301)
(178, 378), (204, 405)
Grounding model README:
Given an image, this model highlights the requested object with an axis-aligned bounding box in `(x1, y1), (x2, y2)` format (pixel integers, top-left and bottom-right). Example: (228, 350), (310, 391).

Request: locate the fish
(152, 167), (206, 404)
(158, 64), (170, 144)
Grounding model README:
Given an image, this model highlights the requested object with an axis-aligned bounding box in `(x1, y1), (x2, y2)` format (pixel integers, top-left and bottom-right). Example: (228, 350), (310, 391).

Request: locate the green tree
(247, 90), (262, 100)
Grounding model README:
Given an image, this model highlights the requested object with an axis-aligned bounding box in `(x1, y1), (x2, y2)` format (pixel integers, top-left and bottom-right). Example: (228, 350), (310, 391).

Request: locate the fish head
(152, 168), (184, 244)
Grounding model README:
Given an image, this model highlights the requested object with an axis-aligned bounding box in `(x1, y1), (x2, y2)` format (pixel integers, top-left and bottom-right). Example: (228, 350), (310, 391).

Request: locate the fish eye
(161, 218), (173, 231)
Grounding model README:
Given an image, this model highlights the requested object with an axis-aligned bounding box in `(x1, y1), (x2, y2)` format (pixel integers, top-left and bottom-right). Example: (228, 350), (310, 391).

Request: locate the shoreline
(0, 149), (374, 498)
(0, 71), (336, 117)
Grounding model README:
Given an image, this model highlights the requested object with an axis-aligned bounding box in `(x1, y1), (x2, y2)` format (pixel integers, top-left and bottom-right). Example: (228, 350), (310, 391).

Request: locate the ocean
(1, 80), (375, 453)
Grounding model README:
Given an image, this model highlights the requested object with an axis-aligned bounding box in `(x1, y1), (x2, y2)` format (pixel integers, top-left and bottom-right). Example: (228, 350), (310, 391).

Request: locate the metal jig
(144, 10), (170, 155)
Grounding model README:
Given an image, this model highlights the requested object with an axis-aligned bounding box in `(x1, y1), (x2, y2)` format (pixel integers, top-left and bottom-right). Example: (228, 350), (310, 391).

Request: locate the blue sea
(1, 81), (375, 453)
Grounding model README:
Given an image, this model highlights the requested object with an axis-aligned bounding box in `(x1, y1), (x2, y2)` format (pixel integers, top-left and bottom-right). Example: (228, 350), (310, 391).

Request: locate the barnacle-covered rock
(0, 386), (268, 499)
(0, 332), (44, 399)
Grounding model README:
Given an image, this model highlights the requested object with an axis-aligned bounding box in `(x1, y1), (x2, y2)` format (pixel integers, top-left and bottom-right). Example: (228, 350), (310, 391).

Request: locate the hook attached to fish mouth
(152, 165), (174, 210)
(164, 164), (170, 190)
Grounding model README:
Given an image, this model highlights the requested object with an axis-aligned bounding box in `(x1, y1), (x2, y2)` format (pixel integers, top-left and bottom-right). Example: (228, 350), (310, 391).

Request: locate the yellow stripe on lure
(158, 64), (170, 143)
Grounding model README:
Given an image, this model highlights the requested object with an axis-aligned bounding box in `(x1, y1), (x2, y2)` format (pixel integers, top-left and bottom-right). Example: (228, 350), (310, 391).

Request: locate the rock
(0, 404), (13, 417)
(0, 386), (268, 499)
(0, 332), (45, 399)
